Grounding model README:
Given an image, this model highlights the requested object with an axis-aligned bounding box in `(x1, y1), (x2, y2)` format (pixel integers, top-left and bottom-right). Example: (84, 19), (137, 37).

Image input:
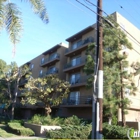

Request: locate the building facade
(18, 12), (140, 122)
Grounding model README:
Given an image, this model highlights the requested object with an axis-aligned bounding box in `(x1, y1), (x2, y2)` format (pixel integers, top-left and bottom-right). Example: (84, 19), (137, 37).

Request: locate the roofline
(42, 43), (68, 55)
(66, 25), (94, 42)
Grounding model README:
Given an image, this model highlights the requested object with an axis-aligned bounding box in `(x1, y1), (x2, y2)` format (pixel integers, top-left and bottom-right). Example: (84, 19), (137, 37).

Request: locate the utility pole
(96, 0), (103, 139)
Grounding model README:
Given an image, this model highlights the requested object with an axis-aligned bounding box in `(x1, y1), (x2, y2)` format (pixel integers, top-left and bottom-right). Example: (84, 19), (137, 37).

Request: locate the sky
(1, 0), (140, 66)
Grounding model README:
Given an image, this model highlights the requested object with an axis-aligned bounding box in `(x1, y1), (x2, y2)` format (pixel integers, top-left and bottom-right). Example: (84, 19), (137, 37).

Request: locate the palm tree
(0, 0), (48, 47)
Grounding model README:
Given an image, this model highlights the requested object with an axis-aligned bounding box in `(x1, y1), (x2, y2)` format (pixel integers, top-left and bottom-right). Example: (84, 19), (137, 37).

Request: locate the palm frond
(0, 1), (5, 31)
(23, 0), (49, 23)
(4, 2), (23, 45)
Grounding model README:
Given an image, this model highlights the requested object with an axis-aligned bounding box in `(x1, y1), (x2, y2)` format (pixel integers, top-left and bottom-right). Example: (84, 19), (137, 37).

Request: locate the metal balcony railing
(39, 68), (59, 77)
(64, 57), (86, 70)
(19, 79), (28, 86)
(62, 95), (92, 105)
(46, 68), (59, 75)
(69, 76), (87, 85)
(65, 36), (94, 54)
(41, 53), (60, 65)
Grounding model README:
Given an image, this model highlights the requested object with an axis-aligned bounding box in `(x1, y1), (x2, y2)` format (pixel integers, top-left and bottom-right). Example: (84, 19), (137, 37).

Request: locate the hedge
(8, 122), (35, 136)
(46, 125), (92, 139)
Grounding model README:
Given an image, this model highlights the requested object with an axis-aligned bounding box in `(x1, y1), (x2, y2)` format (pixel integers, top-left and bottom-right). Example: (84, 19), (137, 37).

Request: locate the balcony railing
(64, 57), (86, 70)
(39, 68), (58, 77)
(69, 76), (87, 86)
(62, 95), (92, 106)
(65, 36), (94, 54)
(19, 79), (28, 86)
(46, 68), (59, 75)
(40, 53), (60, 66)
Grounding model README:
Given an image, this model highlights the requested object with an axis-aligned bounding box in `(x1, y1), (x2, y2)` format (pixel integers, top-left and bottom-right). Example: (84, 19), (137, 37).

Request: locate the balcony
(63, 57), (86, 72)
(61, 95), (92, 107)
(40, 53), (60, 67)
(19, 79), (28, 86)
(18, 89), (27, 97)
(69, 76), (87, 88)
(46, 68), (59, 75)
(39, 68), (59, 78)
(65, 37), (94, 56)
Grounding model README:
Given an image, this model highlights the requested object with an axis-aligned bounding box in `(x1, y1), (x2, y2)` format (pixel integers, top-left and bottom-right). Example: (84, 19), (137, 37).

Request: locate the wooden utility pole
(96, 0), (103, 139)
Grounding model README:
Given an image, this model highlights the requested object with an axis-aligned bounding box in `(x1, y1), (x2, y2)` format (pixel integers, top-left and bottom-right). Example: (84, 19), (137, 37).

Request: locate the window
(69, 91), (80, 105)
(48, 66), (58, 74)
(49, 53), (59, 60)
(124, 88), (130, 96)
(71, 56), (81, 66)
(70, 73), (80, 84)
(30, 64), (34, 70)
(39, 70), (43, 77)
(41, 58), (45, 64)
(71, 40), (82, 50)
(121, 45), (127, 50)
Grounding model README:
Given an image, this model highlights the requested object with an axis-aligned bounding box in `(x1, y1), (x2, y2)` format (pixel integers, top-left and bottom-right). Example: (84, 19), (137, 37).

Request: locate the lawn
(0, 124), (45, 140)
(0, 124), (16, 138)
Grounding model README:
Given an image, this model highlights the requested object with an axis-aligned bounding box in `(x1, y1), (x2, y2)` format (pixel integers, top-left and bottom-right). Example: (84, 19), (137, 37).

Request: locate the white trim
(98, 70), (103, 99)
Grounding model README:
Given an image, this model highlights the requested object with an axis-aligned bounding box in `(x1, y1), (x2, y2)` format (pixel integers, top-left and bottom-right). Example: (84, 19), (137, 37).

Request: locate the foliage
(0, 127), (16, 138)
(22, 75), (70, 115)
(10, 119), (24, 126)
(28, 114), (84, 126)
(0, 59), (31, 120)
(83, 15), (140, 125)
(0, 117), (10, 124)
(103, 123), (131, 139)
(8, 122), (35, 136)
(28, 114), (64, 126)
(0, 0), (48, 46)
(63, 115), (81, 125)
(46, 125), (92, 139)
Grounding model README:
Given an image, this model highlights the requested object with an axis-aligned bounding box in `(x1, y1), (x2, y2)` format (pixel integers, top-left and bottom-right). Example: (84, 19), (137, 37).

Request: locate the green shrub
(28, 114), (64, 126)
(103, 123), (130, 139)
(8, 122), (34, 136)
(63, 115), (81, 125)
(46, 124), (92, 139)
(10, 119), (24, 125)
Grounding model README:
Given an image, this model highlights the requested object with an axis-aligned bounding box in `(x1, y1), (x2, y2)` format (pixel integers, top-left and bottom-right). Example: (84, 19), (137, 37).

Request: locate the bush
(28, 114), (64, 126)
(46, 124), (92, 139)
(8, 122), (34, 136)
(63, 115), (81, 125)
(103, 123), (130, 139)
(10, 119), (24, 125)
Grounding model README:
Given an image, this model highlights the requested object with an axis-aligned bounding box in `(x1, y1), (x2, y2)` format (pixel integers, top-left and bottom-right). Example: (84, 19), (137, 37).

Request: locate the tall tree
(22, 75), (70, 116)
(0, 0), (48, 47)
(84, 16), (140, 126)
(0, 60), (30, 119)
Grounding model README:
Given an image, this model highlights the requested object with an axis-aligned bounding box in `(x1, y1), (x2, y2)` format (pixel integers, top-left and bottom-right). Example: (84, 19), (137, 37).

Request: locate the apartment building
(57, 25), (96, 119)
(17, 43), (68, 119)
(17, 12), (140, 122)
(113, 12), (140, 123)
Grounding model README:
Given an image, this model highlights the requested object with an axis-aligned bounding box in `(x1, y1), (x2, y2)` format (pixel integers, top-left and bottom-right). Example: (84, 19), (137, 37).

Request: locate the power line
(85, 0), (140, 47)
(66, 0), (95, 19)
(115, 0), (140, 24)
(76, 0), (140, 56)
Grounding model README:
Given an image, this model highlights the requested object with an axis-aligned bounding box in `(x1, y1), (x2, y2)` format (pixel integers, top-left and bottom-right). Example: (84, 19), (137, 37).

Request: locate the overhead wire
(75, 0), (140, 56)
(85, 0), (140, 48)
(75, 0), (140, 90)
(66, 0), (95, 19)
(114, 0), (140, 26)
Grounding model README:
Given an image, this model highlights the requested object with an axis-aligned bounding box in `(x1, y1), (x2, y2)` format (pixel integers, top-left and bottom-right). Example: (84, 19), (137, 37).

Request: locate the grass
(0, 124), (46, 139)
(0, 124), (16, 138)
